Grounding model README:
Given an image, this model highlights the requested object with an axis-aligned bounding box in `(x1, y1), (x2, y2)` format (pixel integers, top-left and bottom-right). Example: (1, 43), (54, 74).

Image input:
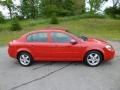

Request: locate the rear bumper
(8, 46), (16, 59)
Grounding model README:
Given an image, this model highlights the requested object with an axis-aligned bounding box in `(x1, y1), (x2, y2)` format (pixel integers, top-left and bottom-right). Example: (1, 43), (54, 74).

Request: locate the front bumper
(104, 48), (115, 61)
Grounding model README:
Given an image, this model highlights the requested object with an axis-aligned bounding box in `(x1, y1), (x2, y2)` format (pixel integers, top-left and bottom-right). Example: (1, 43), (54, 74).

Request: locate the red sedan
(8, 28), (115, 67)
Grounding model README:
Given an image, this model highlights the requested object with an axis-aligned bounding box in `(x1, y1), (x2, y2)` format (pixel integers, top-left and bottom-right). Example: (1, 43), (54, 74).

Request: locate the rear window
(27, 32), (48, 42)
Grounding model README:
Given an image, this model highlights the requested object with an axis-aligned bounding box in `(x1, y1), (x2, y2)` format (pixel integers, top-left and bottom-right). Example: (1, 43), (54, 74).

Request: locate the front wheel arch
(83, 50), (104, 67)
(84, 50), (104, 61)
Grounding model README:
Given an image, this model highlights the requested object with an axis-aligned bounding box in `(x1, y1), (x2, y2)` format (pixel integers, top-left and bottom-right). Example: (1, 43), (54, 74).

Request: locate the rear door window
(27, 32), (48, 42)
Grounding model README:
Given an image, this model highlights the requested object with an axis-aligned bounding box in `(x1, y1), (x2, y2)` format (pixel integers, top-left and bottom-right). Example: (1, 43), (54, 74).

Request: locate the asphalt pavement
(0, 41), (120, 90)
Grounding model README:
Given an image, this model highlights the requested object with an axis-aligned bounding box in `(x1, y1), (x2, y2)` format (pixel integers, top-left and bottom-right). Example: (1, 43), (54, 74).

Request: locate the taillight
(8, 40), (14, 47)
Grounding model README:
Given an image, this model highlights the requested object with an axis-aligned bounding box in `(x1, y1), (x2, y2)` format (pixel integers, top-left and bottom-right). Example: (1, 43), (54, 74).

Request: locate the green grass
(0, 18), (120, 46)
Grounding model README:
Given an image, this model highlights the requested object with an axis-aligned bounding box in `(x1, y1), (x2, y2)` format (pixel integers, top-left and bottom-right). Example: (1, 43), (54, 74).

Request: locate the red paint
(8, 28), (115, 62)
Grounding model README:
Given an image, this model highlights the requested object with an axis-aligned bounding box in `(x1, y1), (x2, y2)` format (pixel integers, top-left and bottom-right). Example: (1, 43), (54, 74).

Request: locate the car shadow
(11, 59), (114, 70)
(32, 61), (84, 70)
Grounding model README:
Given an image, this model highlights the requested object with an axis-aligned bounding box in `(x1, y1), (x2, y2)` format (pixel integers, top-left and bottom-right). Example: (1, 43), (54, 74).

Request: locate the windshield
(66, 30), (88, 41)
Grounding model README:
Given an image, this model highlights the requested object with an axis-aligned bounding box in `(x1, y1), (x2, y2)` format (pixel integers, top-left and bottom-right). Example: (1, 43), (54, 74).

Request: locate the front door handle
(51, 45), (57, 47)
(29, 44), (35, 47)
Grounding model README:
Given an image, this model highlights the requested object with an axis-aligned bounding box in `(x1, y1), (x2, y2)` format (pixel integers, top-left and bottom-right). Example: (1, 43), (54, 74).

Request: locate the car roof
(18, 28), (68, 41)
(28, 28), (68, 33)
(18, 28), (78, 41)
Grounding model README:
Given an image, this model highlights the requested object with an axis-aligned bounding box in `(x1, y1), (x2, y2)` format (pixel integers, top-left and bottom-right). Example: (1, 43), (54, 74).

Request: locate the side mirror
(70, 39), (77, 45)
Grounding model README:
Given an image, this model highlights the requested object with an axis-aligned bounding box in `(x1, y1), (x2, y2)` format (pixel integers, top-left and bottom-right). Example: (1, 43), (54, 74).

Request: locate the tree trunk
(7, 5), (12, 19)
(9, 9), (12, 19)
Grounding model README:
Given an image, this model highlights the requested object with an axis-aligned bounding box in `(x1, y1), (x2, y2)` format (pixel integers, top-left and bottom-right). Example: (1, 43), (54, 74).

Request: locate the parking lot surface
(0, 41), (120, 90)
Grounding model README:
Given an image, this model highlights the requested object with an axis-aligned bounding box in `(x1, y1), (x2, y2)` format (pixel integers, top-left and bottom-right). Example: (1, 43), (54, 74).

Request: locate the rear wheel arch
(17, 51), (33, 60)
(17, 51), (33, 66)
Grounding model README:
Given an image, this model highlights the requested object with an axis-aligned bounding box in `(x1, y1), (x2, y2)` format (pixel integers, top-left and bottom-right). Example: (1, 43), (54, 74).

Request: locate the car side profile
(8, 28), (115, 67)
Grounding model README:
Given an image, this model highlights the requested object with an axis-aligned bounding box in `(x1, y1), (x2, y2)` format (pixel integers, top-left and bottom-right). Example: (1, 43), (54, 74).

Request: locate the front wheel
(84, 51), (103, 67)
(17, 52), (33, 66)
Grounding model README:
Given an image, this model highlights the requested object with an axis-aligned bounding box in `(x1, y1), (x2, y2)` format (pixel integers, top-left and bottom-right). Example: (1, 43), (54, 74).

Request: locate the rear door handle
(51, 45), (57, 47)
(65, 45), (71, 47)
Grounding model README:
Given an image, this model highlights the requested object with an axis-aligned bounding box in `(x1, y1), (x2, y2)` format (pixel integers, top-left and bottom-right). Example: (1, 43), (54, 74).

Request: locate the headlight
(105, 45), (113, 51)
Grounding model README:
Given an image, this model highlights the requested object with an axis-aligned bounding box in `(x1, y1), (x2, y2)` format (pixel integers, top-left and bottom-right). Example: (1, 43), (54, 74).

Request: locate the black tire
(17, 52), (33, 66)
(84, 51), (103, 67)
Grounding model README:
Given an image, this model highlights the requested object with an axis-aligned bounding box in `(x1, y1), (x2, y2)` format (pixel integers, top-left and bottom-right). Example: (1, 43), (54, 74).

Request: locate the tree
(72, 0), (85, 14)
(105, 6), (120, 18)
(50, 13), (59, 24)
(10, 18), (22, 31)
(20, 0), (40, 19)
(112, 0), (120, 7)
(0, 11), (5, 23)
(20, 0), (85, 18)
(104, 0), (120, 18)
(0, 0), (14, 19)
(40, 0), (77, 17)
(40, 1), (58, 17)
(87, 0), (108, 13)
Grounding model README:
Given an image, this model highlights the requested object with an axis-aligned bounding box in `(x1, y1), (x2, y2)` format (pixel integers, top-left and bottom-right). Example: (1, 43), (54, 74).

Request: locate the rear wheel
(17, 52), (33, 66)
(84, 51), (103, 67)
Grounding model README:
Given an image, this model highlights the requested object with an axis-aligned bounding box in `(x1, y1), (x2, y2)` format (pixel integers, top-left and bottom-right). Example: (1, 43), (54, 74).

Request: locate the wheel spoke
(25, 56), (29, 60)
(89, 54), (94, 58)
(88, 58), (93, 61)
(91, 60), (95, 64)
(94, 54), (98, 58)
(25, 59), (30, 63)
(21, 55), (25, 59)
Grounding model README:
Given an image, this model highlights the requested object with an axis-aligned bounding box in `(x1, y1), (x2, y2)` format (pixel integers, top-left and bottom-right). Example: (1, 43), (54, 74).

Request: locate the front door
(49, 32), (83, 61)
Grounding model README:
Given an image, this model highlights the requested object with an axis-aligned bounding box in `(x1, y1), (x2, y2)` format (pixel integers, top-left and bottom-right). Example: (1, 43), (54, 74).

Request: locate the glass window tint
(27, 32), (48, 42)
(51, 32), (72, 43)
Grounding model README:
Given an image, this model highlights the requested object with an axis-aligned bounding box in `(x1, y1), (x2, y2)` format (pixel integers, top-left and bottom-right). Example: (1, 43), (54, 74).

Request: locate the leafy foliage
(73, 0), (85, 14)
(105, 7), (120, 18)
(20, 0), (40, 19)
(79, 12), (105, 18)
(0, 0), (14, 19)
(0, 0), (86, 19)
(10, 18), (22, 31)
(0, 12), (5, 24)
(40, 0), (76, 17)
(112, 0), (120, 7)
(87, 0), (108, 13)
(20, 0), (79, 19)
(50, 13), (59, 24)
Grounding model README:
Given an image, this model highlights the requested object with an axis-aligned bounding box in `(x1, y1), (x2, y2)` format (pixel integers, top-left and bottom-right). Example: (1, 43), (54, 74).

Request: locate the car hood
(87, 37), (109, 44)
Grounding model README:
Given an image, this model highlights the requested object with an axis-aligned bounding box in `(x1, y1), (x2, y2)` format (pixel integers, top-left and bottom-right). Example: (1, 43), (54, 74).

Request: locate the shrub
(79, 12), (105, 19)
(41, 4), (58, 17)
(0, 27), (3, 32)
(0, 12), (5, 24)
(104, 7), (120, 18)
(58, 9), (73, 16)
(50, 13), (59, 24)
(10, 18), (22, 31)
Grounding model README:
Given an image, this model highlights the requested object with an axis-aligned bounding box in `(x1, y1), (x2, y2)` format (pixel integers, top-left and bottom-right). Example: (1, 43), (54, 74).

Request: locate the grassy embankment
(0, 17), (120, 46)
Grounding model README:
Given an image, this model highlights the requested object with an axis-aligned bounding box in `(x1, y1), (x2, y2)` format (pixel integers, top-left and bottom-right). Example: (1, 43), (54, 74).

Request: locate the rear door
(26, 32), (51, 60)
